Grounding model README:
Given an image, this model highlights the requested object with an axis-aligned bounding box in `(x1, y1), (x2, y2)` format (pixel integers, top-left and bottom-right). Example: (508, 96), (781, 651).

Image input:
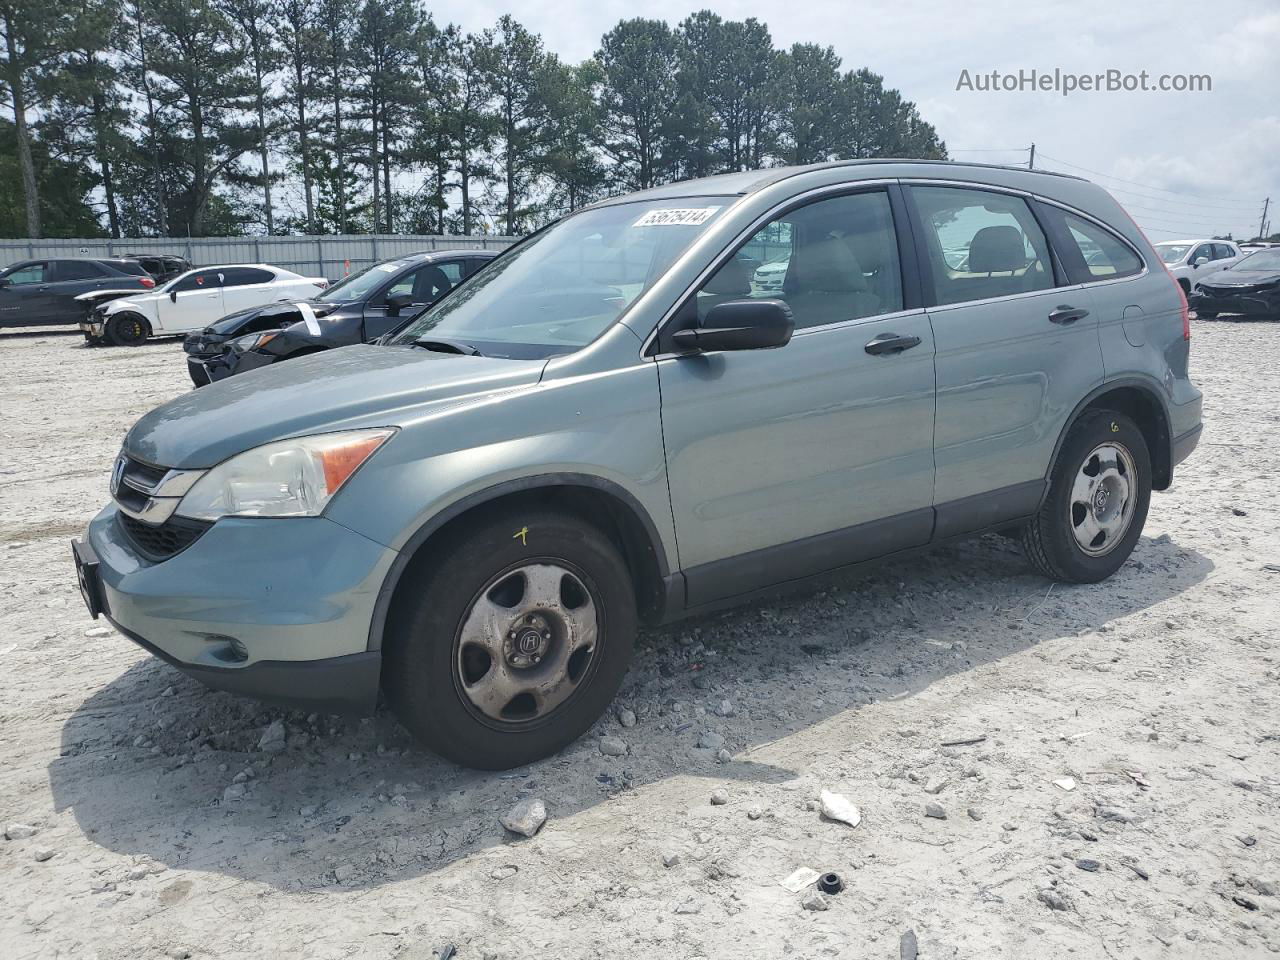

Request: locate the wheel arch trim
(1043, 376), (1173, 502)
(365, 472), (672, 653)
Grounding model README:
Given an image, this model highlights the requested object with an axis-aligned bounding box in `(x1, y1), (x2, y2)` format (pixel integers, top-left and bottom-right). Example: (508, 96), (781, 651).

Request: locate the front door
(906, 184), (1104, 536)
(657, 188), (937, 606)
(157, 269), (226, 333)
(364, 260), (465, 340)
(0, 261), (55, 325)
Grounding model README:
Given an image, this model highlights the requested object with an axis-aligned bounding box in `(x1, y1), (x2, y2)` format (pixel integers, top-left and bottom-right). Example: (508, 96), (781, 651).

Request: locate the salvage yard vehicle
(183, 250), (497, 386)
(0, 258), (157, 328)
(72, 159), (1203, 770)
(1191, 248), (1280, 320)
(1154, 238), (1242, 294)
(78, 264), (329, 346)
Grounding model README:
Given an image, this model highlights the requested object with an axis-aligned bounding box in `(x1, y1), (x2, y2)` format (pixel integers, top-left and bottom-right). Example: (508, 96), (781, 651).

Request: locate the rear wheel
(1020, 411), (1151, 583)
(383, 508), (637, 769)
(106, 312), (150, 347)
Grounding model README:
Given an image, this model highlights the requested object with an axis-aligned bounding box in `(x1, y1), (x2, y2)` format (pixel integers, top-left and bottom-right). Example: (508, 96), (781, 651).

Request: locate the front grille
(119, 513), (212, 561)
(121, 455), (169, 490)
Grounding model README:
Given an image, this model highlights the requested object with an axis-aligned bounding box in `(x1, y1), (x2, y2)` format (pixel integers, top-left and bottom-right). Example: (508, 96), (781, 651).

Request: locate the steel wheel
(1068, 442), (1137, 556)
(454, 562), (601, 726)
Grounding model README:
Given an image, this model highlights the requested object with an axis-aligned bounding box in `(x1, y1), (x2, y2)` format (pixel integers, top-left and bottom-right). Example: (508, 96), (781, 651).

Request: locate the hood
(202, 299), (345, 337)
(124, 344), (547, 469)
(1200, 266), (1280, 287)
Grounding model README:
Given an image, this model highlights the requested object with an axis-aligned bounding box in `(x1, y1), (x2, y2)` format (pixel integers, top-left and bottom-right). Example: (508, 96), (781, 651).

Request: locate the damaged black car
(183, 249), (498, 386)
(1191, 248), (1280, 321)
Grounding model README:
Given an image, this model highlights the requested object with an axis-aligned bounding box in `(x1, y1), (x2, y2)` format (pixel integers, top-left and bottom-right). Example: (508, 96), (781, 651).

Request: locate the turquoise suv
(73, 160), (1203, 769)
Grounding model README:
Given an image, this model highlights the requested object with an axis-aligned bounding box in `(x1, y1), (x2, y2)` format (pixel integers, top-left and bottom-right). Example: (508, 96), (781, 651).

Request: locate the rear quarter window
(1041, 207), (1144, 283)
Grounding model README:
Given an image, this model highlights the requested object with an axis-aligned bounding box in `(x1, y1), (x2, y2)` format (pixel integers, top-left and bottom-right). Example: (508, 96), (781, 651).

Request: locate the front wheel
(106, 313), (150, 347)
(383, 508), (637, 769)
(1021, 410), (1151, 583)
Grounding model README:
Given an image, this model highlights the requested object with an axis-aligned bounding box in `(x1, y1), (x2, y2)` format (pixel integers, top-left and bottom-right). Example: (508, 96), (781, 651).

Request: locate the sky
(429, 0), (1280, 241)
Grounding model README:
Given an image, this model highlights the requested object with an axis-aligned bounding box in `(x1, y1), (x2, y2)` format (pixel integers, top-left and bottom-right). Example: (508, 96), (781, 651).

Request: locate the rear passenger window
(693, 190), (903, 330)
(1043, 208), (1144, 283)
(53, 261), (106, 281)
(911, 186), (1054, 305)
(221, 267), (275, 286)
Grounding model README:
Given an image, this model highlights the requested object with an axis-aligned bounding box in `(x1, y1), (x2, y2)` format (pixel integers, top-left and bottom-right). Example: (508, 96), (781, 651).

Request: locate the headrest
(785, 237), (867, 294)
(968, 226), (1027, 273)
(413, 265), (452, 299)
(702, 257), (752, 296)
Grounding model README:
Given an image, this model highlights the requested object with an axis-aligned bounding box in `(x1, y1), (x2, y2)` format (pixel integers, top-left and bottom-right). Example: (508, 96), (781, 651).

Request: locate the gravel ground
(1, 322), (1277, 960)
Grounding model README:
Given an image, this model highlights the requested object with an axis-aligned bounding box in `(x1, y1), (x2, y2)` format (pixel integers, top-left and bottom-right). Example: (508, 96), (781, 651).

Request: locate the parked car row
(71, 160), (1202, 770)
(183, 250), (496, 385)
(0, 257), (173, 327)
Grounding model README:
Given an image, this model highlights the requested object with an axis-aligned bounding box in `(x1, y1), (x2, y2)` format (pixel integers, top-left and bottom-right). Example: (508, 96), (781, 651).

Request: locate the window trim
(642, 179), (922, 358)
(901, 182), (1067, 309)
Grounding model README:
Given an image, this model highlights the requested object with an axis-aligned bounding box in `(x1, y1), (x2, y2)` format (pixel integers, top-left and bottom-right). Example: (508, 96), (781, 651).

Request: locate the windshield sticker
(295, 301), (322, 336)
(632, 207), (719, 228)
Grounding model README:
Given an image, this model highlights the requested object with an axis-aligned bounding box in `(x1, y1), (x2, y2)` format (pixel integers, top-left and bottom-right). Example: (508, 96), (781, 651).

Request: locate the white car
(1153, 239), (1243, 294)
(78, 264), (328, 346)
(753, 258), (790, 292)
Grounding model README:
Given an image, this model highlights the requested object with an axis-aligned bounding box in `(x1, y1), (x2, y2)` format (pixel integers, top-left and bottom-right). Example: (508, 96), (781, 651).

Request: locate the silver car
(73, 160), (1203, 769)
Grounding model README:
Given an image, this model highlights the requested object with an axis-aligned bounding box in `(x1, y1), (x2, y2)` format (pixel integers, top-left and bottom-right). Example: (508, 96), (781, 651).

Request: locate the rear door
(658, 186), (937, 605)
(0, 261), (55, 325)
(156, 269), (225, 333)
(48, 260), (114, 323)
(905, 183), (1103, 536)
(219, 266), (284, 313)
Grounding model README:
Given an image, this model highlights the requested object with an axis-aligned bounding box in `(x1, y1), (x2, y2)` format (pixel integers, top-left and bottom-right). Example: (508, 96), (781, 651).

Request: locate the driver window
(6, 263), (47, 284)
(694, 190), (904, 330)
(174, 270), (223, 292)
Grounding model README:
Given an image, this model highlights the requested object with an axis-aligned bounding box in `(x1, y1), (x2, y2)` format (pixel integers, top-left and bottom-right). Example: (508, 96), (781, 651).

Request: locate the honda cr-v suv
(72, 160), (1203, 769)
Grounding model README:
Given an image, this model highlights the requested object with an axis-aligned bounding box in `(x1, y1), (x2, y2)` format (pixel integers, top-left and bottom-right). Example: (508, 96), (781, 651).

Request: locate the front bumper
(186, 349), (277, 387)
(1191, 290), (1280, 317)
(76, 504), (399, 714)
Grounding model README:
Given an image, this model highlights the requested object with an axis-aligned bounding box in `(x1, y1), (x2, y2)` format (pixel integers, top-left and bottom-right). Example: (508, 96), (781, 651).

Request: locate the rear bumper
(78, 504), (398, 715)
(1171, 424), (1202, 467)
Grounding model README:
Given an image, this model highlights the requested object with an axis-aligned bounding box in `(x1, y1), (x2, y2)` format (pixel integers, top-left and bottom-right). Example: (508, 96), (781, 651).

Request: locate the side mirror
(1192, 256), (1209, 267)
(169, 290), (178, 302)
(386, 292), (414, 315)
(671, 299), (794, 353)
(0, 277), (9, 289)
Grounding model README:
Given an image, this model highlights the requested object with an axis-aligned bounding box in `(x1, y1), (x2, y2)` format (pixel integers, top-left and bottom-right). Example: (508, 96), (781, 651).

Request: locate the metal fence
(0, 234), (520, 282)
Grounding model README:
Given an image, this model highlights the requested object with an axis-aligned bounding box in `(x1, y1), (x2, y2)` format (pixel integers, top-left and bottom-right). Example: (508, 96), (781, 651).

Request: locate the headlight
(229, 330), (280, 352)
(176, 428), (396, 520)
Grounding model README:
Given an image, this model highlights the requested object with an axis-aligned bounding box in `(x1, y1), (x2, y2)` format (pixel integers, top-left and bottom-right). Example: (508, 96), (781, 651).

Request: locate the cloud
(428, 0), (1278, 238)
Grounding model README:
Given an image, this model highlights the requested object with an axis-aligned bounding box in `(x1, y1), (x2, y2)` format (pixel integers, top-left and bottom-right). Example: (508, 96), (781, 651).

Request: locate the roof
(590, 158), (1086, 207)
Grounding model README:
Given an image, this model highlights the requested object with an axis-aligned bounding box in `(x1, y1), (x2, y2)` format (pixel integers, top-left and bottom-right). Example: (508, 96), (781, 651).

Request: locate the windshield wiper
(410, 336), (484, 357)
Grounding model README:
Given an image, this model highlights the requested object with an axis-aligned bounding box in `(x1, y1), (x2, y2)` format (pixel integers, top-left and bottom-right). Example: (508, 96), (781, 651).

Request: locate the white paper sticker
(295, 301), (322, 336)
(632, 207), (719, 228)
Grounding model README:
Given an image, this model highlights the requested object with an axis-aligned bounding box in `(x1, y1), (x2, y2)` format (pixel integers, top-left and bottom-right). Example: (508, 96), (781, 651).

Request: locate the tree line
(0, 3), (948, 239)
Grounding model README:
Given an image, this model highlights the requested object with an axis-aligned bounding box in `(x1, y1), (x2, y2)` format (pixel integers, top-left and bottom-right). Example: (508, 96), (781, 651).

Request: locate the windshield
(317, 260), (411, 302)
(390, 197), (731, 357)
(1236, 250), (1280, 271)
(1155, 243), (1191, 264)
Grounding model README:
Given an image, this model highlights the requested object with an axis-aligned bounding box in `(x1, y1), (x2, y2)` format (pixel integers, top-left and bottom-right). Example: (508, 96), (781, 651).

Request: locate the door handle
(864, 333), (922, 356)
(1049, 305), (1089, 325)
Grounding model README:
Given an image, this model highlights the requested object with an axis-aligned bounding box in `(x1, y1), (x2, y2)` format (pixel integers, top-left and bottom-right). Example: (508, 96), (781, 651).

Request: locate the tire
(106, 312), (150, 347)
(383, 507), (637, 769)
(1020, 410), (1151, 583)
(1177, 278), (1191, 295)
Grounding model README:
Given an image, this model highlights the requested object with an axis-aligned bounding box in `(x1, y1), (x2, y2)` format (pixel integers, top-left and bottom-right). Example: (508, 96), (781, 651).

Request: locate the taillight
(1175, 281), (1191, 340)
(139, 276), (156, 288)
